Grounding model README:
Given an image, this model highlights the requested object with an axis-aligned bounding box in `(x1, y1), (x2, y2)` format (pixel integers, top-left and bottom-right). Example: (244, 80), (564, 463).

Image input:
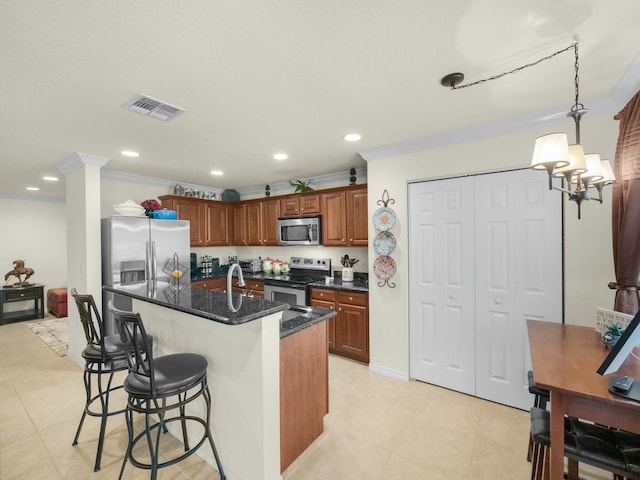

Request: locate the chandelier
(441, 41), (615, 219)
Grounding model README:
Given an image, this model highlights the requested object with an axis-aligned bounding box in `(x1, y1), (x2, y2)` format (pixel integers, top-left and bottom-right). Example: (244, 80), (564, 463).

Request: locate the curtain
(610, 90), (640, 314)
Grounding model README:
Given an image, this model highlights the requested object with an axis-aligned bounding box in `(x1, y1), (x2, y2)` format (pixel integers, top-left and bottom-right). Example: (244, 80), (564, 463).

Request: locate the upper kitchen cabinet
(280, 194), (321, 217)
(246, 198), (281, 246)
(159, 195), (205, 246)
(204, 202), (231, 246)
(159, 195), (231, 247)
(346, 187), (368, 246)
(320, 186), (367, 247)
(231, 203), (247, 246)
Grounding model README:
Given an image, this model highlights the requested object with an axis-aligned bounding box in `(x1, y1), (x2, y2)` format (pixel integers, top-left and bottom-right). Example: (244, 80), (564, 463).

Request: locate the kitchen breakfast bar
(104, 283), (336, 480)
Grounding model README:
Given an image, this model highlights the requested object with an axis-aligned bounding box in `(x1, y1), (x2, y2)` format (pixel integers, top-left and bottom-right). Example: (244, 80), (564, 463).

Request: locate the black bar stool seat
(111, 304), (226, 480)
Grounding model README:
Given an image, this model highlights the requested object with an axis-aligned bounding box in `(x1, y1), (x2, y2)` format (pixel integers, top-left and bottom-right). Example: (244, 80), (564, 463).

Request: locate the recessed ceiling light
(26, 186), (40, 191)
(43, 176), (59, 182)
(210, 170), (223, 176)
(273, 153), (288, 161)
(121, 150), (140, 157)
(344, 133), (361, 142)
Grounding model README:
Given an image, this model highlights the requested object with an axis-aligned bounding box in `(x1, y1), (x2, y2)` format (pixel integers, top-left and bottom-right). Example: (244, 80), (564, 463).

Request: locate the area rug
(26, 317), (69, 357)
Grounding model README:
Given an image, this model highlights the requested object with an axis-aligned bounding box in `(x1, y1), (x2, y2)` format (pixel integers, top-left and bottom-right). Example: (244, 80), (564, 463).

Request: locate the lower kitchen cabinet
(232, 278), (264, 298)
(191, 277), (226, 291)
(310, 288), (369, 363)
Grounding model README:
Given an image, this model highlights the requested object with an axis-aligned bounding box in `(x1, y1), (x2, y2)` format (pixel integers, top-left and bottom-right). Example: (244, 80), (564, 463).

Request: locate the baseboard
(368, 363), (409, 382)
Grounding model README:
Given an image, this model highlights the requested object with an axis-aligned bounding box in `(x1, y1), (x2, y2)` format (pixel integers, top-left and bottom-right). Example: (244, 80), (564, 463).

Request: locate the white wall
(366, 113), (618, 377)
(0, 198), (67, 293)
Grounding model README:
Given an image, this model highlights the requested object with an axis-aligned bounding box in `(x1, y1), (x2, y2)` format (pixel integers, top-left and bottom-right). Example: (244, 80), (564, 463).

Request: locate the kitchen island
(103, 284), (335, 480)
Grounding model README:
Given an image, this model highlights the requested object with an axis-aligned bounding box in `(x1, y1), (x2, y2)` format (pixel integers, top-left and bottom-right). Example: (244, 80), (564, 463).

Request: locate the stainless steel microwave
(277, 215), (322, 246)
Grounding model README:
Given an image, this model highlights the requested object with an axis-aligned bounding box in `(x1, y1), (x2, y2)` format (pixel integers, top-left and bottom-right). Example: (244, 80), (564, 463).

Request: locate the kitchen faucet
(227, 263), (246, 312)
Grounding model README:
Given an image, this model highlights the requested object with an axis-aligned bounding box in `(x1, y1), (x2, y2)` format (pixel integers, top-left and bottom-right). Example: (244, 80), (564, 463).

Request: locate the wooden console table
(0, 284), (45, 324)
(528, 320), (640, 480)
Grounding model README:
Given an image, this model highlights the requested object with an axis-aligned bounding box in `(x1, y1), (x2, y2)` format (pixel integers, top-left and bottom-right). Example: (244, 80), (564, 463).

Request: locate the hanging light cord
(448, 43), (578, 93)
(570, 42), (583, 113)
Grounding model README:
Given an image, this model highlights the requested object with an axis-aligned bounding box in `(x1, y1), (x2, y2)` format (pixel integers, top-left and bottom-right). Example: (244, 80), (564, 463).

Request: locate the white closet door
(409, 169), (562, 409)
(474, 169), (561, 409)
(409, 176), (476, 394)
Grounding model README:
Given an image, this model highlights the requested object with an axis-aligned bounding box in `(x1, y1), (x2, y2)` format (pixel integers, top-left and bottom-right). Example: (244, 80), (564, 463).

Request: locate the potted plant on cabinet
(290, 179), (315, 193)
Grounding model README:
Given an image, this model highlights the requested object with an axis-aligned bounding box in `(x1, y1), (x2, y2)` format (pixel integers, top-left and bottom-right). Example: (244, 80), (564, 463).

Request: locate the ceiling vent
(122, 94), (185, 121)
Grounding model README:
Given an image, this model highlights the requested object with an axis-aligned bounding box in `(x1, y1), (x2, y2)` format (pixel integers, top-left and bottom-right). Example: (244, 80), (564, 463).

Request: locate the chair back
(109, 302), (157, 396)
(70, 288), (105, 354)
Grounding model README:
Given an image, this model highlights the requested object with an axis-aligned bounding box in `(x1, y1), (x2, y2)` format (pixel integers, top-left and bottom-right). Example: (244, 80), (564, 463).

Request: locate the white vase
(342, 267), (354, 282)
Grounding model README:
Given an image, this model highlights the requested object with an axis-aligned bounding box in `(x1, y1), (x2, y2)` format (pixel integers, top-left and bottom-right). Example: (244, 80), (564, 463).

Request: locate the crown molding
(58, 152), (110, 174)
(238, 168), (368, 197)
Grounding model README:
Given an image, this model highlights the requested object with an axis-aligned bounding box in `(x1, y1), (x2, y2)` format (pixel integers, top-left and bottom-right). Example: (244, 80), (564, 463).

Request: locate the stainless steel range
(263, 257), (331, 307)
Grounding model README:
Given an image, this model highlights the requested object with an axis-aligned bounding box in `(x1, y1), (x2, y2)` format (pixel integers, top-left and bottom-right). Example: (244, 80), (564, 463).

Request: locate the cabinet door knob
(349, 296), (353, 301)
(338, 307), (342, 311)
(449, 293), (456, 299)
(495, 299), (502, 304)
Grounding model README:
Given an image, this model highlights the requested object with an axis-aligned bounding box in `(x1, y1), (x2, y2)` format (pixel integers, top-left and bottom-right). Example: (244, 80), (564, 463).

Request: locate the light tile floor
(0, 320), (612, 479)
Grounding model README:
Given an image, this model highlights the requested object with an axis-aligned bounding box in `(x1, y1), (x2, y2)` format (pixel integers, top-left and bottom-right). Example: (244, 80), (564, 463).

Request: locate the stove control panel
(290, 257), (331, 273)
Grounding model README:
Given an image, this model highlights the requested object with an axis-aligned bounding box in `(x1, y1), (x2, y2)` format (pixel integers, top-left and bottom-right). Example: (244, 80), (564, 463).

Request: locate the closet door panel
(409, 177), (475, 395)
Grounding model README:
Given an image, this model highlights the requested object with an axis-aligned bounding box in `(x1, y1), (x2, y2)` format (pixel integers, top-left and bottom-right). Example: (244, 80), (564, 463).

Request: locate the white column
(58, 152), (109, 365)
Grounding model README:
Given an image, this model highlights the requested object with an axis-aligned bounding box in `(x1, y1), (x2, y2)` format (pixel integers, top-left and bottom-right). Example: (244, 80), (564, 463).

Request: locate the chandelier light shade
(440, 40), (615, 219)
(531, 133), (570, 189)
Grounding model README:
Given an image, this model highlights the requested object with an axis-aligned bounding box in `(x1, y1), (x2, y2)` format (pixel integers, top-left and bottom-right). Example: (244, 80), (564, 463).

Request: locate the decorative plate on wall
(373, 255), (396, 280)
(373, 231), (397, 255)
(372, 207), (397, 231)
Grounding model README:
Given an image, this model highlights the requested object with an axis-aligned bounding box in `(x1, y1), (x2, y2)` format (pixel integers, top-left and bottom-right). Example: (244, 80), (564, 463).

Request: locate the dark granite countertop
(279, 305), (336, 339)
(195, 271), (369, 293)
(104, 284), (335, 336)
(104, 284), (288, 325)
(308, 277), (369, 293)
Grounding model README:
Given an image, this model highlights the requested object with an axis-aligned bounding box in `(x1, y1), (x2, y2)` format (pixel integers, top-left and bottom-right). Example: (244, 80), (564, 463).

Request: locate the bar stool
(70, 289), (128, 472)
(110, 304), (226, 480)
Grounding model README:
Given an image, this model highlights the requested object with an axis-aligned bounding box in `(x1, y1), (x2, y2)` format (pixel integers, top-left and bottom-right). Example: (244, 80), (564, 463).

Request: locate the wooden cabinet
(309, 288), (336, 349)
(191, 277), (226, 292)
(160, 196), (206, 246)
(280, 320), (328, 472)
(204, 202), (231, 246)
(159, 195), (231, 247)
(346, 187), (368, 246)
(232, 278), (264, 298)
(320, 186), (367, 247)
(162, 185), (365, 248)
(246, 199), (280, 246)
(310, 288), (369, 363)
(262, 199), (280, 245)
(320, 191), (347, 246)
(231, 203), (247, 245)
(280, 194), (320, 216)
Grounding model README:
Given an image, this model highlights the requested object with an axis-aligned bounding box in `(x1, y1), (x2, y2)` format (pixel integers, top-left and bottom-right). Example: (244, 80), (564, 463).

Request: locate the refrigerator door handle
(151, 240), (157, 297)
(146, 241), (152, 297)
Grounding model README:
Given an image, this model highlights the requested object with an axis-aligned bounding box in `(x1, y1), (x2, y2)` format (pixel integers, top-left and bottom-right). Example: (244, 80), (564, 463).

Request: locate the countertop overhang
(103, 284), (336, 336)
(103, 284), (288, 325)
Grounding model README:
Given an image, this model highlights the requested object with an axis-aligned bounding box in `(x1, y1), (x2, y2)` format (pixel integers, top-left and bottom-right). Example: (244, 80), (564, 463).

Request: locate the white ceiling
(2, 1), (640, 200)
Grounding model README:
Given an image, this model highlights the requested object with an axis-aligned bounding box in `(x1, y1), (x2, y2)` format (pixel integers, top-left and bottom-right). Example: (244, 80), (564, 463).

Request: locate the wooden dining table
(527, 319), (640, 480)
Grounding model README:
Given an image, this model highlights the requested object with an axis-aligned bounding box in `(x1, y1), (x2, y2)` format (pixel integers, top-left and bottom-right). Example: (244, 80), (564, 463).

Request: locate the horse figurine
(4, 259), (35, 287)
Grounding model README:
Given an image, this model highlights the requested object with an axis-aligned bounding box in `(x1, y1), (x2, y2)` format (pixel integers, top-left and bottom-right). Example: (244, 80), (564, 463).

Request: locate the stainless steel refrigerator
(101, 216), (190, 334)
